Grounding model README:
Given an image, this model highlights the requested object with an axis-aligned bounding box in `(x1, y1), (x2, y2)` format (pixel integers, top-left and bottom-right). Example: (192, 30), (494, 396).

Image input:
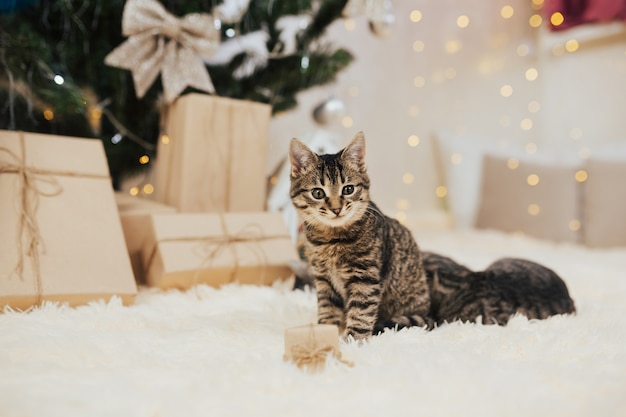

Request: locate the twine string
(149, 220), (285, 285)
(289, 324), (354, 370)
(0, 132), (110, 304)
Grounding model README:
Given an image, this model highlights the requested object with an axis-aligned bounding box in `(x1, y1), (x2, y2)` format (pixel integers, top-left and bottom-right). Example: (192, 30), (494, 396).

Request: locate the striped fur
(422, 252), (576, 325)
(289, 132), (431, 340)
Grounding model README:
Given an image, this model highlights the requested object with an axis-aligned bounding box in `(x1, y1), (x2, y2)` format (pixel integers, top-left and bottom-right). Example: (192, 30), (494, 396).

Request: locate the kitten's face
(289, 132), (370, 228)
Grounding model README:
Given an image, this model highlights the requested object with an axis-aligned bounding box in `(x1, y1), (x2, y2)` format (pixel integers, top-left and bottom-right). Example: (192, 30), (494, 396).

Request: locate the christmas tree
(0, 0), (353, 188)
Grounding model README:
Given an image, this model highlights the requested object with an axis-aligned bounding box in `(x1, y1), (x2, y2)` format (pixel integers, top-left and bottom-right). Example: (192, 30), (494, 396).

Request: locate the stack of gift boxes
(0, 94), (298, 310)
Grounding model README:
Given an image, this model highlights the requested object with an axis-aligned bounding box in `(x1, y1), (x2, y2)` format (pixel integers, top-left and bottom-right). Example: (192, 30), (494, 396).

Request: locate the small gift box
(115, 193), (177, 284)
(152, 93), (271, 212)
(0, 130), (137, 310)
(142, 212), (297, 289)
(284, 324), (351, 372)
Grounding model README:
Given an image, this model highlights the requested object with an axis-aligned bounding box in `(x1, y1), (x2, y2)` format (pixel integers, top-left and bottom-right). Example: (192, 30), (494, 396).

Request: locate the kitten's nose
(330, 208), (342, 216)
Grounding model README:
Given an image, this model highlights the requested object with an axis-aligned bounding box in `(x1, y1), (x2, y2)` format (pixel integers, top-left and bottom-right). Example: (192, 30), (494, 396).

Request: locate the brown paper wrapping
(0, 130), (137, 310)
(142, 212), (297, 289)
(284, 324), (341, 372)
(115, 193), (177, 284)
(153, 93), (271, 212)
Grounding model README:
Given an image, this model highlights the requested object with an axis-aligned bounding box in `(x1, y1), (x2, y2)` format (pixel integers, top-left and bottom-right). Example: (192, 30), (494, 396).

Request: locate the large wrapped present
(115, 193), (177, 284)
(153, 93), (271, 212)
(142, 212), (297, 289)
(0, 130), (137, 310)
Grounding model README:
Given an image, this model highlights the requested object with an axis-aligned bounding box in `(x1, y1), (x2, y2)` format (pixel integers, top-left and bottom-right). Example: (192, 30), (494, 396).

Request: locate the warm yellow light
(501, 5), (515, 19)
(526, 142), (538, 154)
(575, 170), (588, 183)
(43, 108), (54, 121)
(528, 203), (541, 216)
(457, 15), (470, 28)
(129, 186), (140, 196)
(570, 127), (583, 140)
(552, 44), (565, 56)
(344, 18), (356, 31)
(445, 40), (462, 54)
(521, 118), (533, 131)
(431, 71), (445, 84)
(528, 100), (541, 113)
(569, 219), (581, 231)
(408, 105), (420, 118)
(565, 39), (579, 52)
(397, 199), (410, 210)
(413, 76), (426, 88)
(395, 211), (407, 224)
(412, 40), (425, 52)
(90, 108), (103, 120)
(349, 86), (359, 97)
(445, 68), (457, 79)
(516, 44), (530, 57)
(507, 158), (519, 170)
(410, 10), (423, 23)
(500, 84), (513, 97)
(451, 153), (463, 165)
(139, 155), (150, 164)
(529, 14), (543, 27)
(527, 174), (540, 186)
(525, 67), (538, 81)
(435, 185), (448, 198)
(142, 184), (154, 195)
(341, 116), (353, 128)
(403, 173), (415, 185)
(407, 135), (420, 147)
(161, 134), (170, 144)
(532, 0), (544, 8)
(551, 12), (564, 26)
(269, 175), (278, 185)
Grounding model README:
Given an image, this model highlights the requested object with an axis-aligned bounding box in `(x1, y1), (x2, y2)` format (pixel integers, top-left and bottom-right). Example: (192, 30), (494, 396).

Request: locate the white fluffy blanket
(1, 229), (625, 417)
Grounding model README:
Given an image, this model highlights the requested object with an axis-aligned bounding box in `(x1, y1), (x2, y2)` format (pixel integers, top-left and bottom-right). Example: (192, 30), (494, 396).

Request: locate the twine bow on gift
(104, 0), (220, 103)
(287, 324), (354, 371)
(192, 217), (271, 286)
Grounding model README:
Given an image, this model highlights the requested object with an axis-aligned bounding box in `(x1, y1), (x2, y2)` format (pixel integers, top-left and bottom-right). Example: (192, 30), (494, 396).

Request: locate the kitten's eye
(342, 185), (355, 195)
(311, 188), (326, 199)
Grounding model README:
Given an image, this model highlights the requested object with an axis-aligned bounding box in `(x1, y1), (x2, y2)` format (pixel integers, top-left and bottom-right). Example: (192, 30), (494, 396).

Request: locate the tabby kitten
(289, 132), (431, 340)
(422, 252), (576, 325)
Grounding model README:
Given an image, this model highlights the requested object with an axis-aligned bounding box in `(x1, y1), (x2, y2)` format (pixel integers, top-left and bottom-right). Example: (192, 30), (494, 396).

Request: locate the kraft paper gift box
(115, 193), (177, 284)
(284, 324), (351, 372)
(0, 130), (137, 310)
(153, 93), (271, 212)
(142, 212), (297, 289)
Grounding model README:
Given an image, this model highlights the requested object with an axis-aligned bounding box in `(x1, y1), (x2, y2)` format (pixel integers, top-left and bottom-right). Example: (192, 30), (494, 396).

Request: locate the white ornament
(366, 0), (395, 38)
(312, 96), (346, 125)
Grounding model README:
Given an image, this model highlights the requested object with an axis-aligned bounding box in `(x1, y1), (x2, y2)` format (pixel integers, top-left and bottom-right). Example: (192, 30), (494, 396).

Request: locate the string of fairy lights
(35, 0), (623, 228)
(327, 0), (624, 230)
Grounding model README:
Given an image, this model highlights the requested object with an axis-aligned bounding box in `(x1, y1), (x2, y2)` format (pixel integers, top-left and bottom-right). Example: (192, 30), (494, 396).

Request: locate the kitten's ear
(342, 131), (366, 170)
(289, 138), (317, 177)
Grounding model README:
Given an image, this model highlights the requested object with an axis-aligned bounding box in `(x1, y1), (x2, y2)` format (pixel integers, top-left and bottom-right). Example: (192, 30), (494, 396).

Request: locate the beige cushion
(431, 131), (520, 229)
(583, 159), (626, 247)
(475, 154), (583, 243)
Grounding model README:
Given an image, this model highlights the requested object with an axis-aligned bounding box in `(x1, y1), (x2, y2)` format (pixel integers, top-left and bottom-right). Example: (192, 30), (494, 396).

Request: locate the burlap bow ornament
(104, 0), (219, 103)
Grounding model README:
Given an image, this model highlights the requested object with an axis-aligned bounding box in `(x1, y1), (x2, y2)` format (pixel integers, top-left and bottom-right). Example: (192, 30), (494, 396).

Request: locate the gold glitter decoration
(104, 0), (220, 103)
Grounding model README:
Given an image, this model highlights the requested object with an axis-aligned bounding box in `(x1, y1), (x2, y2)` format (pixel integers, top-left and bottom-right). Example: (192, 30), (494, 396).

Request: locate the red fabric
(544, 0), (626, 31)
